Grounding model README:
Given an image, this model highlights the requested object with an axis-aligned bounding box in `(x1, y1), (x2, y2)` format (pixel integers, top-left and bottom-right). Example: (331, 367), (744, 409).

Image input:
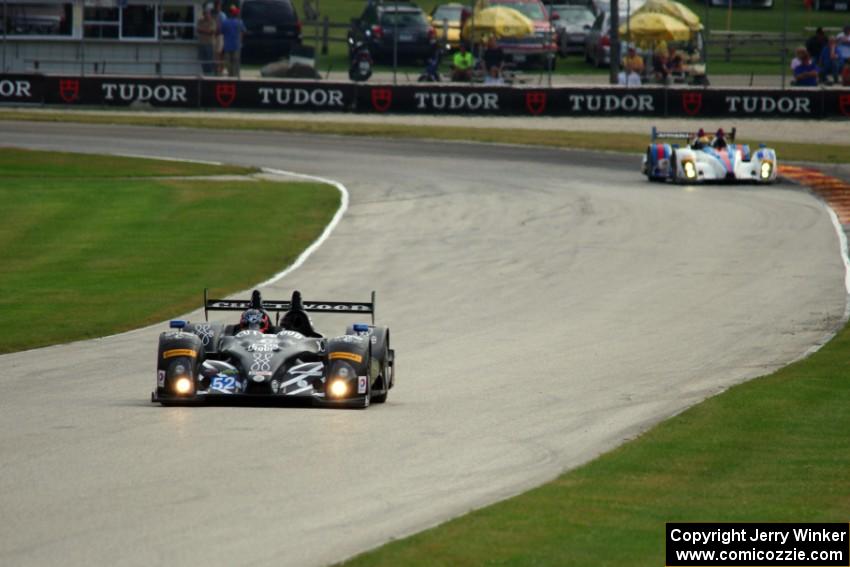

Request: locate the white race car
(642, 127), (777, 184)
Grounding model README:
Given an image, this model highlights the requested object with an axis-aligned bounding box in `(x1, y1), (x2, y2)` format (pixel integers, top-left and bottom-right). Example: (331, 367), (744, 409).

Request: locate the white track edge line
(253, 167), (349, 288)
(787, 198), (850, 364)
(824, 204), (850, 298)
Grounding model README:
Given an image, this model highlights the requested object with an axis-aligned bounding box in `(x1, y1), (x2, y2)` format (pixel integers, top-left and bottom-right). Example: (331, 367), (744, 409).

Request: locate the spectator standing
(790, 46), (807, 74)
(806, 27), (827, 59)
(482, 36), (504, 78)
(668, 48), (685, 82)
(652, 49), (670, 84)
(793, 49), (819, 86)
(837, 25), (850, 61)
(214, 1), (227, 75)
(818, 36), (843, 84)
(221, 5), (247, 78)
(451, 44), (474, 81)
(618, 46), (644, 86)
(196, 3), (217, 75)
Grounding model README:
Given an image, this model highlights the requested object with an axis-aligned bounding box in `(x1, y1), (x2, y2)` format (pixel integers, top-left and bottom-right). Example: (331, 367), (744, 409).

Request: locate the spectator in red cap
(221, 4), (246, 77)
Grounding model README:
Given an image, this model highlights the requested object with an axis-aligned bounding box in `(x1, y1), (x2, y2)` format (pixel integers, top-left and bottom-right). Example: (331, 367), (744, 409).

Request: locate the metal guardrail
(303, 17), (350, 55)
(705, 31), (806, 63)
(25, 57), (203, 75)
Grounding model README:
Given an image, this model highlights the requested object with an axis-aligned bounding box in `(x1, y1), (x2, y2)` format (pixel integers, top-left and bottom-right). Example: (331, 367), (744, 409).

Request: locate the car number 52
(211, 376), (237, 391)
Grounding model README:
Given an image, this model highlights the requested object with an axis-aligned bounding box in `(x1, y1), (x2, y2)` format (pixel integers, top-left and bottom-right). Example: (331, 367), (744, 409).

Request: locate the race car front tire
(670, 152), (683, 184)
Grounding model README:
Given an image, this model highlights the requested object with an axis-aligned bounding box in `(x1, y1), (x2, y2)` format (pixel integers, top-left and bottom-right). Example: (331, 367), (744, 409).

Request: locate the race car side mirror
(170, 320), (187, 329)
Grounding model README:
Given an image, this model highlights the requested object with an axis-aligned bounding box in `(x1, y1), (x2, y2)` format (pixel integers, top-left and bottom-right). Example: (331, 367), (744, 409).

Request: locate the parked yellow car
(429, 3), (465, 50)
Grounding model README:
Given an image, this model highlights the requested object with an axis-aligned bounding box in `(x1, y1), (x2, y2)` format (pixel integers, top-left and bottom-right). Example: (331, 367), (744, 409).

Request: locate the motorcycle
(348, 38), (373, 82)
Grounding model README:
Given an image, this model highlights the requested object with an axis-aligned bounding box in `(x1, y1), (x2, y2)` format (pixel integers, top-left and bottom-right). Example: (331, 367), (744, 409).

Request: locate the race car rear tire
(371, 346), (392, 404)
(645, 148), (665, 182)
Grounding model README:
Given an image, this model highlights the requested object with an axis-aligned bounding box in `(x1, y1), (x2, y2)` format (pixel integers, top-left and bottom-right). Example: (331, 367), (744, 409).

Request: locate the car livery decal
(703, 146), (735, 173)
(163, 348), (197, 359)
(329, 352), (363, 363)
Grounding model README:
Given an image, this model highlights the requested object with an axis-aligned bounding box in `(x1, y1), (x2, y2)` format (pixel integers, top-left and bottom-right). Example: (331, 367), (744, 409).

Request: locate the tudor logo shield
(525, 91), (546, 115)
(840, 95), (850, 118)
(371, 88), (392, 112)
(215, 82), (236, 107)
(682, 92), (702, 116)
(59, 79), (80, 103)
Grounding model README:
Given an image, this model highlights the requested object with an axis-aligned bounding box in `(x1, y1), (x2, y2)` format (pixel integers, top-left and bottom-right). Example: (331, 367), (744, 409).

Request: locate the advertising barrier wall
(2, 74), (848, 119)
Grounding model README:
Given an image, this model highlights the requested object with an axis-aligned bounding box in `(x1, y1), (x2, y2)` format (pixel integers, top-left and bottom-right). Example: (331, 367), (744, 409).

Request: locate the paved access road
(0, 122), (846, 566)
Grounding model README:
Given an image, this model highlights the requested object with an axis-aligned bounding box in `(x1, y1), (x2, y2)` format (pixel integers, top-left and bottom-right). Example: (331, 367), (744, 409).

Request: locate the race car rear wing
(204, 289), (376, 324)
(651, 126), (736, 142)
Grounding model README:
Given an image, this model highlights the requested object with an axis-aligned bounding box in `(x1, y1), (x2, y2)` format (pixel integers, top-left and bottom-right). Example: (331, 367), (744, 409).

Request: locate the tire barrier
(2, 73), (848, 118)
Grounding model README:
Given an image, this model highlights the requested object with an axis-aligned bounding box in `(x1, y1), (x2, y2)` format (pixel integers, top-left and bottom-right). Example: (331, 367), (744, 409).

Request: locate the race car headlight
(174, 376), (193, 395)
(683, 160), (697, 179)
(760, 161), (773, 179)
(329, 379), (349, 398)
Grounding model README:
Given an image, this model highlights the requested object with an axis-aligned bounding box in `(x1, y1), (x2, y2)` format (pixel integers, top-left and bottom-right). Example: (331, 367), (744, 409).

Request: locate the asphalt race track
(0, 121), (846, 566)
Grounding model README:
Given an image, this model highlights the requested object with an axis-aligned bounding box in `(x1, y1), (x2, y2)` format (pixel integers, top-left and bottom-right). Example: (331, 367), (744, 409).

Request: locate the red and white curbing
(780, 164), (850, 297)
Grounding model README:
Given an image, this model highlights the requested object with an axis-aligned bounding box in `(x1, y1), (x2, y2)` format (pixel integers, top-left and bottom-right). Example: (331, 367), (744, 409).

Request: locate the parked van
(241, 0), (302, 63)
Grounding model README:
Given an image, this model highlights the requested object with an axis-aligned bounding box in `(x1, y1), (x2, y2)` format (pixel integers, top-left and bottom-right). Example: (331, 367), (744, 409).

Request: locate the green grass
(340, 312), (850, 566)
(0, 150), (338, 353)
(678, 0), (845, 34)
(0, 147), (257, 177)
(2, 110), (849, 164)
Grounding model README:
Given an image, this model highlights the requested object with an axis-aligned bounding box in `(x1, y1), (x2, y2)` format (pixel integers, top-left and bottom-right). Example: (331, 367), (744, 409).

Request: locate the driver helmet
(694, 128), (709, 146)
(713, 128), (727, 148)
(240, 308), (271, 332)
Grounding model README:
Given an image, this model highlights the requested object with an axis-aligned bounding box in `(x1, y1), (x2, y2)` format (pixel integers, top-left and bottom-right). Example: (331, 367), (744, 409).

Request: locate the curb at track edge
(779, 167), (850, 363)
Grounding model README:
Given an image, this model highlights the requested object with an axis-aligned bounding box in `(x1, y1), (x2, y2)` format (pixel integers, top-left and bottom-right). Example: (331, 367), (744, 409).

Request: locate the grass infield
(339, 320), (850, 566)
(0, 146), (257, 178)
(0, 149), (339, 353)
(1, 110), (848, 165)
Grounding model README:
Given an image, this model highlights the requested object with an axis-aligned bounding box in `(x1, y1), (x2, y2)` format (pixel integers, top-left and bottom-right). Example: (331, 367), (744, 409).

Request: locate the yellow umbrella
(619, 12), (691, 45)
(633, 0), (702, 32)
(462, 6), (535, 42)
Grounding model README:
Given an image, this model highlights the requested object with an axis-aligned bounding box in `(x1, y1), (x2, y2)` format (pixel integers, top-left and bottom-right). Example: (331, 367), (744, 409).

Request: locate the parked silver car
(551, 4), (596, 55)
